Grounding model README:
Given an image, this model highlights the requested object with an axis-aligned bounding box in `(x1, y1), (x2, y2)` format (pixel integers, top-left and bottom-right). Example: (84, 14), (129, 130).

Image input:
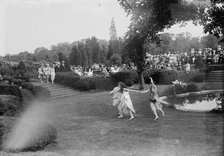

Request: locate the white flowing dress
(120, 90), (136, 114)
(110, 87), (136, 114)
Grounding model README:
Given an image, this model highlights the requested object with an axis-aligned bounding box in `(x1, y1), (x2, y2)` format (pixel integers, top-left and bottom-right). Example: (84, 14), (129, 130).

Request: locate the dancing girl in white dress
(110, 82), (139, 120)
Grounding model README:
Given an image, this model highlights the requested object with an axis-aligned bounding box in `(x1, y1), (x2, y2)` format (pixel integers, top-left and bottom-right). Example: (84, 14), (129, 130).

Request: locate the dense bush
(73, 77), (116, 91)
(0, 95), (21, 117)
(0, 66), (14, 76)
(55, 72), (80, 86)
(0, 116), (15, 145)
(73, 78), (96, 91)
(164, 82), (201, 96)
(0, 116), (57, 152)
(111, 70), (138, 86)
(0, 84), (23, 102)
(13, 76), (30, 82)
(143, 69), (177, 84)
(177, 71), (206, 83)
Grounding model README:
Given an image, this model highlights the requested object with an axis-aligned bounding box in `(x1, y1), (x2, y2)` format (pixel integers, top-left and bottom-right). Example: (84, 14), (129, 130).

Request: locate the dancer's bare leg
(156, 102), (165, 116)
(117, 104), (123, 118)
(129, 110), (134, 120)
(150, 102), (159, 120)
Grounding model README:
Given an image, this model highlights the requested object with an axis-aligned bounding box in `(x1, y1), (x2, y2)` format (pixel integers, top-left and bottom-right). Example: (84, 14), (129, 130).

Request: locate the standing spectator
(50, 64), (56, 84)
(55, 63), (60, 73)
(38, 64), (45, 83)
(43, 64), (51, 83)
(185, 62), (190, 73)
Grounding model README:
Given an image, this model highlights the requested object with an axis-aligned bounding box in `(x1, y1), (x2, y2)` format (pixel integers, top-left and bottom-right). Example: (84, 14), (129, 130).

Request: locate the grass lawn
(0, 84), (223, 156)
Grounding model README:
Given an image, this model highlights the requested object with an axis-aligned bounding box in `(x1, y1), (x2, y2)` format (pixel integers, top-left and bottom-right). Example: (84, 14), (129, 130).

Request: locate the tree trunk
(138, 71), (145, 90)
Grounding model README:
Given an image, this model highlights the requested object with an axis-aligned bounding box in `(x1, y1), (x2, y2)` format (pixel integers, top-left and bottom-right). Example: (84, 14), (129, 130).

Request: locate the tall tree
(78, 42), (88, 67)
(118, 0), (200, 89)
(108, 18), (119, 59)
(70, 45), (82, 66)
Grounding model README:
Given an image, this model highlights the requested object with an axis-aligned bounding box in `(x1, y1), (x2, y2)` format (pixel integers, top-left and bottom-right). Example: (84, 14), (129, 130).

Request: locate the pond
(165, 91), (224, 113)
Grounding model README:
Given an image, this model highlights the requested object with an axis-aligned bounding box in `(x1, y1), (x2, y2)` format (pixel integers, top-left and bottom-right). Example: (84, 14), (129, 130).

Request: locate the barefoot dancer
(141, 77), (167, 120)
(110, 82), (137, 120)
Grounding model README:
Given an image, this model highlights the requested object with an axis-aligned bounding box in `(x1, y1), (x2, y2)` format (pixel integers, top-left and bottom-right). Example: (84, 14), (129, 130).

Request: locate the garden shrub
(177, 71), (206, 83)
(0, 84), (23, 102)
(55, 72), (80, 86)
(111, 70), (138, 86)
(89, 77), (116, 91)
(164, 82), (201, 96)
(0, 66), (14, 76)
(13, 76), (30, 82)
(0, 116), (15, 145)
(143, 69), (177, 84)
(0, 116), (57, 152)
(73, 78), (96, 91)
(0, 95), (21, 117)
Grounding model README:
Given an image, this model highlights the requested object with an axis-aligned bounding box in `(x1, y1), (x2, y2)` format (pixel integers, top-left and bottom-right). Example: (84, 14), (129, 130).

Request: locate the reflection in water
(169, 92), (223, 112)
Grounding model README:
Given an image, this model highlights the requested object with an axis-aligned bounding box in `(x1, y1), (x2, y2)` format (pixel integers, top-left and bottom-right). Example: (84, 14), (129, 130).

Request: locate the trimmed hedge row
(54, 71), (138, 91)
(143, 69), (206, 84)
(163, 82), (201, 96)
(143, 69), (177, 84)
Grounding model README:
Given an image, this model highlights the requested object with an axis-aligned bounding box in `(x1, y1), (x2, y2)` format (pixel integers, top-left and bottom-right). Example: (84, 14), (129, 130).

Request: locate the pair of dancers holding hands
(109, 77), (168, 120)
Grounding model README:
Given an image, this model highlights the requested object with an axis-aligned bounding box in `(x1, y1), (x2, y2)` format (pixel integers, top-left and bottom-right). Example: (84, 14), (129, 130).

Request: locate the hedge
(0, 84), (23, 102)
(111, 70), (138, 86)
(163, 82), (201, 96)
(55, 72), (80, 86)
(73, 77), (116, 91)
(0, 95), (21, 117)
(0, 116), (57, 152)
(177, 71), (206, 83)
(143, 69), (177, 84)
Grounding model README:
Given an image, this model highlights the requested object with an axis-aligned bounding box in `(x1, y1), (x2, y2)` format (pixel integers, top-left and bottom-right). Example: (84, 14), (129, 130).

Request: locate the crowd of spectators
(146, 46), (224, 71)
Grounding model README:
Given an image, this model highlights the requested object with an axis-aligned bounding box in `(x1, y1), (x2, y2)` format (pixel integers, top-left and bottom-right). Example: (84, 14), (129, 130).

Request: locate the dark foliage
(0, 84), (23, 102)
(0, 95), (21, 117)
(111, 70), (138, 86)
(55, 72), (80, 86)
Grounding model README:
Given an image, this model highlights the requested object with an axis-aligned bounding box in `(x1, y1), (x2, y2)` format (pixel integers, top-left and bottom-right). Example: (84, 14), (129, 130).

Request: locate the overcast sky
(0, 0), (205, 56)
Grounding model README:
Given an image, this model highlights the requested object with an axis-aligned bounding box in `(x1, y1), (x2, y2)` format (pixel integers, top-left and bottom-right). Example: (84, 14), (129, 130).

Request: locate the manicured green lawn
(0, 85), (223, 156)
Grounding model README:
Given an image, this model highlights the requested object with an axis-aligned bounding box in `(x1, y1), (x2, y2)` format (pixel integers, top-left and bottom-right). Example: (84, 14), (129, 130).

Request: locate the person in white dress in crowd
(140, 77), (168, 120)
(110, 82), (139, 120)
(50, 64), (56, 84)
(38, 64), (45, 83)
(43, 64), (51, 83)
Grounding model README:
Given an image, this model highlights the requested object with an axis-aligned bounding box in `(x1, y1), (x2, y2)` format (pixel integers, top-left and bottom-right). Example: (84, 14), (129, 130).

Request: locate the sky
(0, 0), (206, 56)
